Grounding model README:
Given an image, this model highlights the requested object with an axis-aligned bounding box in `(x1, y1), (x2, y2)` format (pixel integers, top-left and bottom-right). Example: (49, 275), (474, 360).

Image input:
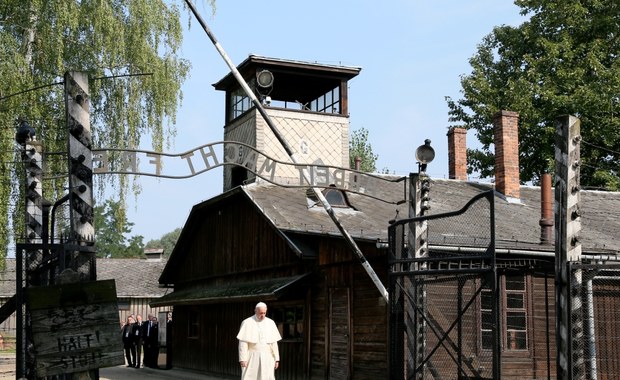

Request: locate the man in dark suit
(144, 314), (160, 368)
(165, 312), (173, 369)
(134, 314), (145, 368)
(121, 316), (138, 367)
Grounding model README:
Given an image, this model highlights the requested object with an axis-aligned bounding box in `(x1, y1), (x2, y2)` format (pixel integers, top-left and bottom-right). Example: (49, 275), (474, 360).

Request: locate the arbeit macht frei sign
(93, 140), (405, 204)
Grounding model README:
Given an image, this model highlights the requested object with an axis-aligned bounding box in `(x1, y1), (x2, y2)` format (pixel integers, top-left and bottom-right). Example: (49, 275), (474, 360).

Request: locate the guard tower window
(214, 56), (360, 123)
(309, 86), (340, 113)
(268, 86), (341, 113)
(231, 86), (254, 119)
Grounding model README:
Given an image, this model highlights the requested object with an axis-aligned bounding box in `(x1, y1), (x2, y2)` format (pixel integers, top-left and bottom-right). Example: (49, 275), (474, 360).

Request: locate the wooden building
(97, 250), (171, 326)
(152, 56), (620, 379)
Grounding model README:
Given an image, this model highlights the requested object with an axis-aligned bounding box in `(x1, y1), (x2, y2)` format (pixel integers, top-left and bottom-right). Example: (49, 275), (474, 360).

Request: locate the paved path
(0, 354), (231, 380)
(100, 365), (230, 380)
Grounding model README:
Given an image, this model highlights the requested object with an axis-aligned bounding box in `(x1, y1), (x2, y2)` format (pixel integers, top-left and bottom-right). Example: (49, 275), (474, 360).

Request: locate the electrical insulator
(420, 177), (431, 212)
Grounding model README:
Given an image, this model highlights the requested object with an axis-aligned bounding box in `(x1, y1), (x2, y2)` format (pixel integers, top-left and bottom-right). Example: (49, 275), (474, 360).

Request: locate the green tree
(446, 0), (620, 190)
(349, 127), (378, 173)
(145, 227), (181, 256)
(94, 199), (144, 258)
(0, 1), (215, 261)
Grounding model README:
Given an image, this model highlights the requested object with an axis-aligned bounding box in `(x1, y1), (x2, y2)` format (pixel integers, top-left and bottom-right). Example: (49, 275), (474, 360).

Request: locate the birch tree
(0, 0), (214, 261)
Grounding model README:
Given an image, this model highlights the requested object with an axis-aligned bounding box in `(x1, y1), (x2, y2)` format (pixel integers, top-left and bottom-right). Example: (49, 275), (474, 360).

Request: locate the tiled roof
(97, 258), (168, 298)
(243, 177), (620, 255)
(244, 175), (407, 242)
(0, 258), (168, 298)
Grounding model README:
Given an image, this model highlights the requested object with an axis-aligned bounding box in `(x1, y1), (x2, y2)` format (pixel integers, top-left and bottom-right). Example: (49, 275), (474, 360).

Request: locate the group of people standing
(121, 313), (160, 369)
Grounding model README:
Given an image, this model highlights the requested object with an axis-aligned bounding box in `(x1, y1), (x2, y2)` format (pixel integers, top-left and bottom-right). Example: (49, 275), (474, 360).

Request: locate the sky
(124, 0), (527, 243)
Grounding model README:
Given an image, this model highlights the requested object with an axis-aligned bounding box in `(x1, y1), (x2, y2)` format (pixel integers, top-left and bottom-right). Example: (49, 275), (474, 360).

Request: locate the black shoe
(126, 365), (133, 367)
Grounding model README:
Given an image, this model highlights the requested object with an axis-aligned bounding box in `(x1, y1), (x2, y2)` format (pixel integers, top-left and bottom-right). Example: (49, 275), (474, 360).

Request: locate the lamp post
(414, 139), (435, 215)
(415, 139), (435, 174)
(407, 139), (434, 378)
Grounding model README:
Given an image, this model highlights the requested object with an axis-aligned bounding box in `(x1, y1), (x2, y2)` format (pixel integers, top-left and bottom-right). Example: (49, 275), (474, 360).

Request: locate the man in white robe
(237, 302), (282, 380)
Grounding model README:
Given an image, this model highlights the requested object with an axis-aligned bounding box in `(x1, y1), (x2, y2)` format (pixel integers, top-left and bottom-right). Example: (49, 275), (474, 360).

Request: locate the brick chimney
(144, 248), (165, 261)
(493, 110), (520, 199)
(447, 127), (467, 180)
(539, 173), (553, 244)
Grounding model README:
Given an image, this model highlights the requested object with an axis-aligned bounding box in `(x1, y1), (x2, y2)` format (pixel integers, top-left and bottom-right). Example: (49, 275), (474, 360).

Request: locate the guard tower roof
(213, 55), (361, 103)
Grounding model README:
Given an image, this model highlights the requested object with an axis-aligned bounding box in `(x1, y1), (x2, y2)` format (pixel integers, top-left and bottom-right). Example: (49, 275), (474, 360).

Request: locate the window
(323, 187), (348, 207)
(306, 186), (353, 209)
(187, 311), (199, 339)
(272, 305), (304, 340)
(117, 299), (130, 310)
(309, 86), (340, 114)
(480, 288), (494, 350)
(265, 86), (341, 114)
(480, 274), (528, 351)
(231, 88), (253, 119)
(505, 275), (527, 350)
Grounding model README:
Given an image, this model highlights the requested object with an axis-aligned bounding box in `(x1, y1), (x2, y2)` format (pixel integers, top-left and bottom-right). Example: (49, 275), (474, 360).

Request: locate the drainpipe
(184, 0), (389, 302)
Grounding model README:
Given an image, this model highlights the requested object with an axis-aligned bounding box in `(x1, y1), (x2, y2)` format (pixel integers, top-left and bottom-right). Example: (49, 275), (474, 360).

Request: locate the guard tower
(213, 55), (361, 191)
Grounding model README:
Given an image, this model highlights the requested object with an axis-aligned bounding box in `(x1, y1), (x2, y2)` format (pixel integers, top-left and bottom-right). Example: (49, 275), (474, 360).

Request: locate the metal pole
(183, 0), (389, 301)
(584, 277), (597, 379)
(16, 246), (25, 379)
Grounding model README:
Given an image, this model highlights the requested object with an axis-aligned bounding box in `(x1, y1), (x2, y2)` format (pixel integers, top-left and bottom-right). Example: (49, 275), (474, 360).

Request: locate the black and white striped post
(408, 171), (428, 379)
(64, 71), (96, 280)
(408, 140), (434, 379)
(15, 120), (42, 378)
(555, 115), (583, 380)
(20, 122), (45, 279)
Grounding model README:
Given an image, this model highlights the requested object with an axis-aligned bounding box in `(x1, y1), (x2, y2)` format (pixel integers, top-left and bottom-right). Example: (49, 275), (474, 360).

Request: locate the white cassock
(237, 315), (282, 380)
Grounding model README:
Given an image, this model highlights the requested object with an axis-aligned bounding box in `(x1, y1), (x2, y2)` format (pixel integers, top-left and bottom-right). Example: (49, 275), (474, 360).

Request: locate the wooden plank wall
(171, 304), (241, 376)
(175, 198), (300, 282)
(118, 299), (170, 326)
(350, 258), (388, 379)
(310, 240), (389, 380)
(310, 272), (328, 379)
(594, 282), (620, 380)
(529, 275), (556, 380)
